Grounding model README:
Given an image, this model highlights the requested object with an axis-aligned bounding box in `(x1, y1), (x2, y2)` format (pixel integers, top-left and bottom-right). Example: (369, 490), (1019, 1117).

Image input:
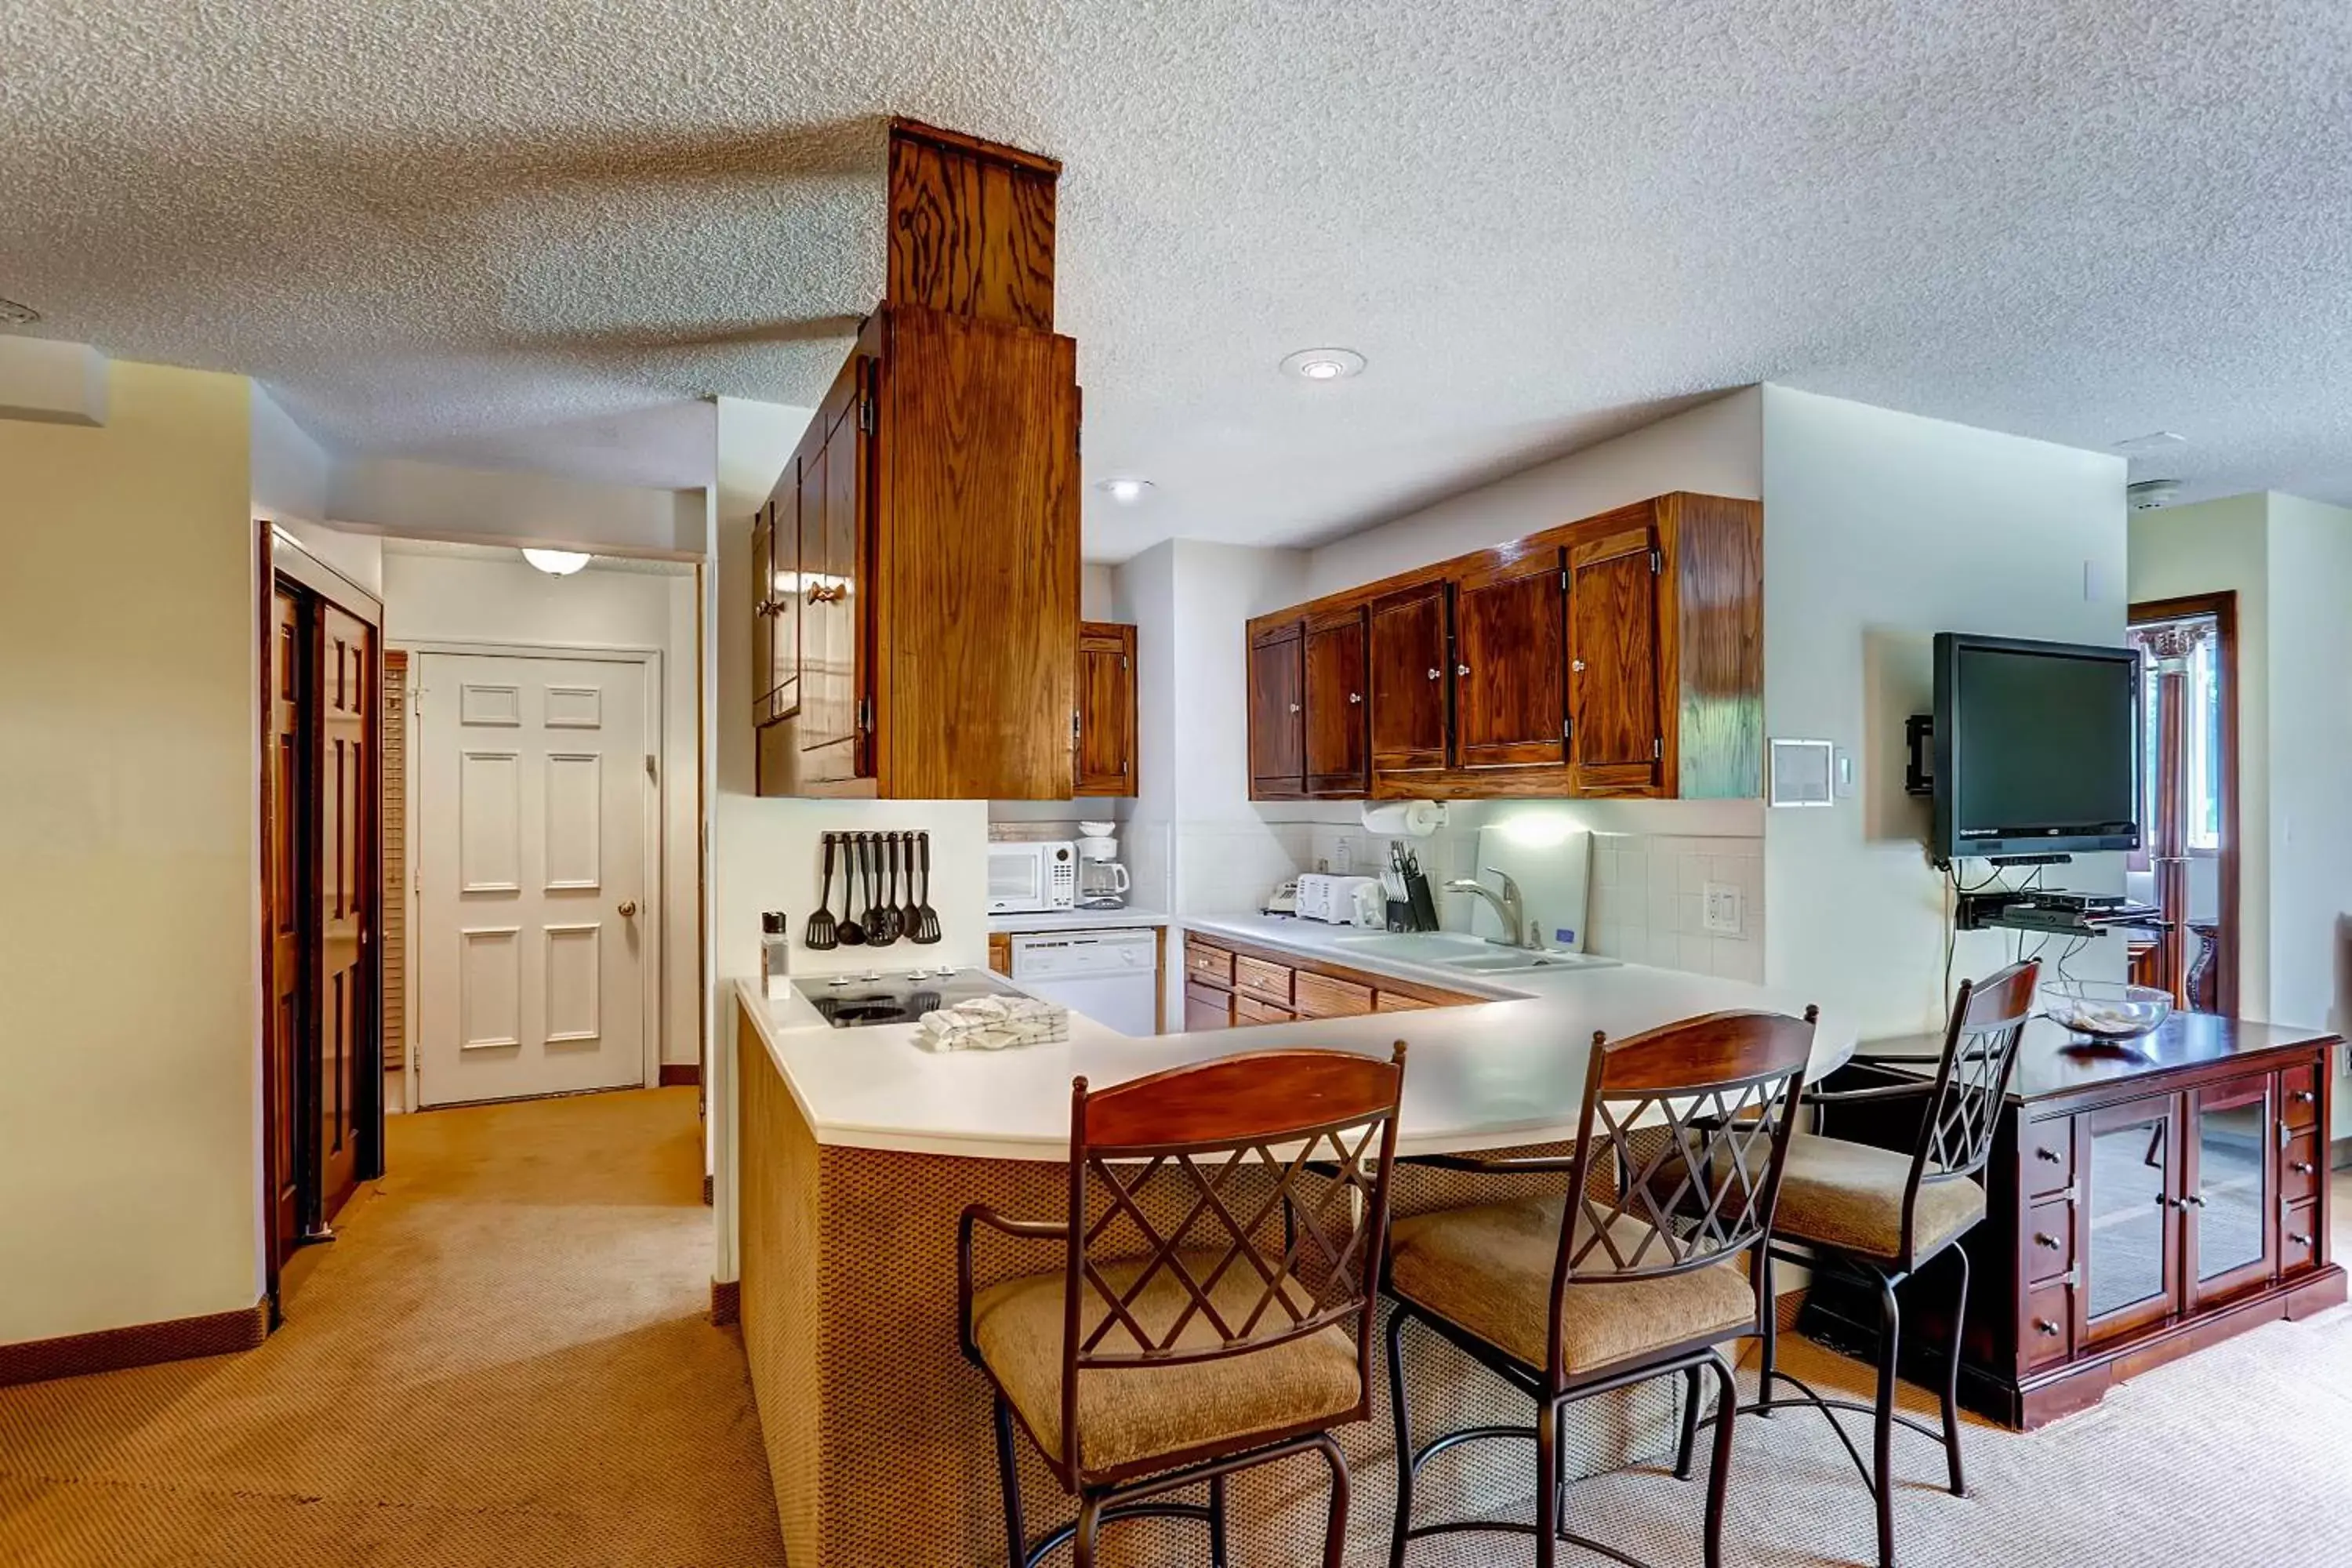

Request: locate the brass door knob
(618, 899), (638, 917)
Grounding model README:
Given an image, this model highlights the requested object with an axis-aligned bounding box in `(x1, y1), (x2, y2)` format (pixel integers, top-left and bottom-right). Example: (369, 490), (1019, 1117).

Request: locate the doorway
(412, 648), (659, 1106)
(260, 529), (385, 1285)
(2127, 593), (2238, 1013)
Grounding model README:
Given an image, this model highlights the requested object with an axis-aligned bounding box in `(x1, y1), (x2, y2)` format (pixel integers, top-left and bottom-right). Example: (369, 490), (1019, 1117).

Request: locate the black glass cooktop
(791, 967), (1018, 1029)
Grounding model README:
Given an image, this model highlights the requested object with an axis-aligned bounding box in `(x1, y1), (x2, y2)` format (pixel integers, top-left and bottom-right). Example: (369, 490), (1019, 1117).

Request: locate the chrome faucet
(1445, 871), (1537, 949)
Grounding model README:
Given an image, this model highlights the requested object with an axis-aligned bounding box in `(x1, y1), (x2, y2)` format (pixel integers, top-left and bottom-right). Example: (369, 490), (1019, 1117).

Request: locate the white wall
(1761, 386), (2130, 1039)
(383, 552), (702, 1067)
(2128, 493), (2270, 1018)
(332, 455), (704, 557)
(1302, 388), (1762, 597)
(0, 335), (107, 426)
(0, 361), (263, 1343)
(250, 387), (384, 599)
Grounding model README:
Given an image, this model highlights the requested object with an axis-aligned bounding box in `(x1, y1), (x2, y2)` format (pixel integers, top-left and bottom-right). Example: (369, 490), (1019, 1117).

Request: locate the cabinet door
(751, 502), (776, 723)
(1453, 549), (1566, 769)
(1184, 981), (1232, 1031)
(2082, 1097), (2183, 1346)
(1304, 609), (1370, 797)
(768, 488), (800, 721)
(1567, 524), (1664, 793)
(1248, 622), (1306, 797)
(1368, 582), (1450, 774)
(799, 359), (871, 782)
(1074, 621), (1136, 796)
(2186, 1073), (2277, 1308)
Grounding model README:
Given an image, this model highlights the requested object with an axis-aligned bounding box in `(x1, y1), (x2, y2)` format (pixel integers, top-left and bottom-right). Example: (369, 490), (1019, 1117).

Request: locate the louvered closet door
(416, 653), (648, 1106)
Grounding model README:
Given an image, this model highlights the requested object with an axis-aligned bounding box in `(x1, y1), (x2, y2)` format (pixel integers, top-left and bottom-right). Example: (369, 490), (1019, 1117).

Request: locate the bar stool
(958, 1044), (1409, 1568)
(1747, 960), (2040, 1568)
(1383, 1008), (1817, 1568)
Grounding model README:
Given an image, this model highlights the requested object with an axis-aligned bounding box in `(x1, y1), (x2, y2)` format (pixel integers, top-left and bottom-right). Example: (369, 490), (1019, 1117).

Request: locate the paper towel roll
(1359, 800), (1449, 838)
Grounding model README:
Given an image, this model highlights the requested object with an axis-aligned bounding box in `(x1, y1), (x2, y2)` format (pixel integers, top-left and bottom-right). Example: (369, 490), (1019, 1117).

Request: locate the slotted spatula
(837, 833), (866, 946)
(910, 831), (942, 945)
(804, 833), (840, 949)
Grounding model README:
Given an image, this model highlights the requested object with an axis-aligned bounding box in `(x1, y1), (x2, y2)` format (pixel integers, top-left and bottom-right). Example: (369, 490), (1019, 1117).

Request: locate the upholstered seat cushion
(1386, 1198), (1757, 1374)
(970, 1252), (1363, 1478)
(1770, 1133), (1986, 1261)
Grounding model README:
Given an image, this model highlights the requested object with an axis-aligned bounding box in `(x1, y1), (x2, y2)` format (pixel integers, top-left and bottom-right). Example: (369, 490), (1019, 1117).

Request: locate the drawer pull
(2293, 1090), (2318, 1105)
(2035, 1147), (2063, 1164)
(2034, 1319), (2062, 1338)
(1426, 667), (1442, 681)
(2034, 1233), (2063, 1251)
(2291, 1161), (2317, 1175)
(2289, 1232), (2315, 1248)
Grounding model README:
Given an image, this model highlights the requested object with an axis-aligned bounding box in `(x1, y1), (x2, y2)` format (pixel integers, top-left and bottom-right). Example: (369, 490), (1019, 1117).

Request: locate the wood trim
(2129, 590), (2238, 1018)
(268, 527), (383, 624)
(0, 1299), (269, 1388)
(256, 522), (284, 1300)
(660, 1063), (702, 1088)
(710, 1277), (741, 1327)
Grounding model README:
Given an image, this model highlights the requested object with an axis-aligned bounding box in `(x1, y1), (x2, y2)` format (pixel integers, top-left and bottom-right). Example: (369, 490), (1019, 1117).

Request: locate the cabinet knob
(2290, 1232), (2315, 1247)
(1287, 702), (1301, 714)
(2291, 1161), (2317, 1174)
(1572, 659), (1586, 672)
(2035, 1147), (2063, 1163)
(1456, 663), (1470, 677)
(1426, 667), (1442, 681)
(2034, 1319), (2061, 1338)
(2034, 1232), (2062, 1250)
(1348, 691), (1363, 704)
(2293, 1090), (2318, 1104)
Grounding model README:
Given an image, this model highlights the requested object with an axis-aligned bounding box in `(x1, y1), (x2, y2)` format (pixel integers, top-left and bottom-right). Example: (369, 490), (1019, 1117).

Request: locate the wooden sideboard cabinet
(1804, 1015), (2345, 1429)
(1245, 492), (1760, 802)
(1178, 931), (1481, 1032)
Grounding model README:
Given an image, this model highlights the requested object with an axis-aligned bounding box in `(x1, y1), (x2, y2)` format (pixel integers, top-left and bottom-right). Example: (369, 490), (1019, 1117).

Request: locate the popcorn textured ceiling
(4, 1), (2350, 556)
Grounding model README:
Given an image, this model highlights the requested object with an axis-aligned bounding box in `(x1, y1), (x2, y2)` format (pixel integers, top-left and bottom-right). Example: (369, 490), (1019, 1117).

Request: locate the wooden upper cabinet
(1368, 582), (1451, 775)
(1567, 524), (1663, 793)
(751, 489), (801, 730)
(796, 347), (871, 786)
(1248, 621), (1307, 797)
(1304, 608), (1370, 796)
(887, 118), (1058, 332)
(1452, 547), (1567, 770)
(1075, 621), (1137, 797)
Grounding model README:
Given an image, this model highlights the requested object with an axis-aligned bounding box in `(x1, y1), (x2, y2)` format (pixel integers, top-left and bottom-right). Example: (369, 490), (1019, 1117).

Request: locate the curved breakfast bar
(726, 928), (1855, 1568)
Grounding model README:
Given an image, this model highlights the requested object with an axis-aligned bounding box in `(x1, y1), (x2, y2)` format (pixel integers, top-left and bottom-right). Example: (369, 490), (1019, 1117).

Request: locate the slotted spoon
(869, 833), (901, 948)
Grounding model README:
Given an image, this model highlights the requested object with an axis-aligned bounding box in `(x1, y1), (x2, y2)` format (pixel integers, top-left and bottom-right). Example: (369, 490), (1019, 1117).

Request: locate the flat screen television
(1932, 632), (2141, 861)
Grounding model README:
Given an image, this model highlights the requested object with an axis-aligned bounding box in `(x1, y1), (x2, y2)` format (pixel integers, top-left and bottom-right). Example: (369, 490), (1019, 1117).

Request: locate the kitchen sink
(1331, 932), (1617, 975)
(1443, 951), (1620, 975)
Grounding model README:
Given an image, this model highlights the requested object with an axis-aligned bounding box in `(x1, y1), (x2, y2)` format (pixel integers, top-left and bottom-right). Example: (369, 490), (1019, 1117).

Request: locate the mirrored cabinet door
(2187, 1074), (2277, 1307)
(2084, 1098), (2182, 1345)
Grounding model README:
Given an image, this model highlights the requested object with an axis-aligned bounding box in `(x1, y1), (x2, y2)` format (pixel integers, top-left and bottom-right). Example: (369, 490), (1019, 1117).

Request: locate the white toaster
(1296, 873), (1383, 925)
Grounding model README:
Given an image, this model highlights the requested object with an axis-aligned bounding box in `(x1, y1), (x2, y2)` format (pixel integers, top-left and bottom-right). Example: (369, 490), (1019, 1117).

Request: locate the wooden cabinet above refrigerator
(753, 119), (1081, 800)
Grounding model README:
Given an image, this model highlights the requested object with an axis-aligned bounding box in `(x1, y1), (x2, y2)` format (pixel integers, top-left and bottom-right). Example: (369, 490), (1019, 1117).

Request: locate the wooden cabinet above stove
(1245, 492), (1760, 801)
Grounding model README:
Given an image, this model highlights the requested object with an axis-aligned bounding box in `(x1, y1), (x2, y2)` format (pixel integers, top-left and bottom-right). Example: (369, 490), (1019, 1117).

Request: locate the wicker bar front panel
(738, 1019), (1685, 1568)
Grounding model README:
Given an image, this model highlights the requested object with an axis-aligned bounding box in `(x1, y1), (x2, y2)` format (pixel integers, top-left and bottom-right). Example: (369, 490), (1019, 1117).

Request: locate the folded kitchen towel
(913, 994), (1069, 1053)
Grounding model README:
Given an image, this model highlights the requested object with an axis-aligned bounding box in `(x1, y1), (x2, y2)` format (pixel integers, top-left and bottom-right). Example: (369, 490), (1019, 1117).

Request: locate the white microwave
(988, 840), (1078, 913)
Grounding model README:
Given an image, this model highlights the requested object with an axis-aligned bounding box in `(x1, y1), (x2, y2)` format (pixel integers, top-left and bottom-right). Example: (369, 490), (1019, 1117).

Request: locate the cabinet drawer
(2281, 1063), (2321, 1130)
(2284, 1200), (2322, 1277)
(2283, 1129), (2325, 1205)
(2023, 1279), (2074, 1370)
(2022, 1117), (2075, 1198)
(1184, 982), (1232, 1032)
(1183, 940), (1234, 987)
(1233, 955), (1295, 1005)
(1295, 971), (1374, 1018)
(2025, 1197), (2076, 1287)
(1235, 993), (1298, 1026)
(1376, 991), (1435, 1012)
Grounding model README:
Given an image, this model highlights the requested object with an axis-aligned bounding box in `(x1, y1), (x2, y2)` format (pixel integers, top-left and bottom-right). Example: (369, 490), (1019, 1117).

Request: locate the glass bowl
(2042, 979), (2173, 1043)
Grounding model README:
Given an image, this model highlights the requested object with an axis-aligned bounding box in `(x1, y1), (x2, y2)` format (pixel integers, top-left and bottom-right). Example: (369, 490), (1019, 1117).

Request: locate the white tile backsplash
(1587, 830), (1765, 981)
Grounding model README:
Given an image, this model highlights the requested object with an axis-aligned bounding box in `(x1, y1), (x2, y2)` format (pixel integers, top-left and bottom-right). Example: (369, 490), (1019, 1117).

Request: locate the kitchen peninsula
(727, 935), (1853, 1567)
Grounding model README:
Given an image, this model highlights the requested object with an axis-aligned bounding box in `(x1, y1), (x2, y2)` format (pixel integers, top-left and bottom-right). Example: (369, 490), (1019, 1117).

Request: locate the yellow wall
(0, 360), (261, 1342)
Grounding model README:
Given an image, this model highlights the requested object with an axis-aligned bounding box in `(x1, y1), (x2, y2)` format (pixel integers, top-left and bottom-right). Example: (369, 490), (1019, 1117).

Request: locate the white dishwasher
(1009, 929), (1160, 1036)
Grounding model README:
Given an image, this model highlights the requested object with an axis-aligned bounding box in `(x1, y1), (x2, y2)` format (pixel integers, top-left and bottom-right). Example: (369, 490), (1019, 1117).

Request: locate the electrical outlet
(1702, 882), (1744, 936)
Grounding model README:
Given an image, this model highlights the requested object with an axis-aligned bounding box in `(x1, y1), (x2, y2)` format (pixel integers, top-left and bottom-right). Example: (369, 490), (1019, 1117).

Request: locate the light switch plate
(1703, 881), (1744, 936)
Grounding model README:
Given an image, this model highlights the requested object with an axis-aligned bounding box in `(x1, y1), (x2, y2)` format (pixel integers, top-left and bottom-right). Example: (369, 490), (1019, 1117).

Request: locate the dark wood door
(314, 604), (371, 1225)
(1247, 622), (1306, 797)
(1304, 609), (1369, 797)
(2185, 1073), (2277, 1308)
(1368, 582), (1450, 775)
(752, 492), (800, 728)
(1074, 621), (1136, 796)
(265, 588), (303, 1266)
(1567, 524), (1664, 793)
(1453, 549), (1566, 769)
(2081, 1095), (2183, 1347)
(799, 355), (870, 783)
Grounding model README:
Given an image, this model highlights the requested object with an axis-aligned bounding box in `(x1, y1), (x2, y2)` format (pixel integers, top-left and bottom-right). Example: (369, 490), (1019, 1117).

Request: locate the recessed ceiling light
(0, 297), (39, 326)
(521, 548), (593, 575)
(1280, 347), (1366, 383)
(1098, 477), (1154, 504)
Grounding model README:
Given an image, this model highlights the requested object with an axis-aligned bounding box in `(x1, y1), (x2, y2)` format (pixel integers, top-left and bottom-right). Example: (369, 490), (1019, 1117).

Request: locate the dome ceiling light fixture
(1097, 477), (1155, 504)
(0, 296), (40, 326)
(521, 547), (593, 575)
(1279, 347), (1366, 383)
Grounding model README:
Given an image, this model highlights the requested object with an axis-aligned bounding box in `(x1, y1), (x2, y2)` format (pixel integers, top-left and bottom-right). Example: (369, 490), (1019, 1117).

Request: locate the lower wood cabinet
(986, 933), (1011, 975)
(1805, 1021), (2345, 1430)
(1178, 931), (1479, 1032)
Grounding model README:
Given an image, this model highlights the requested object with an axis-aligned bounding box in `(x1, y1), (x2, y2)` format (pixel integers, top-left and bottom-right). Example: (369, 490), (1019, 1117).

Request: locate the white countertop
(733, 913), (1853, 1161)
(986, 907), (1171, 934)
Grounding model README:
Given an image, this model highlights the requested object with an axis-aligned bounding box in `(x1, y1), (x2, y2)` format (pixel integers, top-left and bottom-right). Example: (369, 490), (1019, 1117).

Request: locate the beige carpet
(0, 1087), (786, 1568)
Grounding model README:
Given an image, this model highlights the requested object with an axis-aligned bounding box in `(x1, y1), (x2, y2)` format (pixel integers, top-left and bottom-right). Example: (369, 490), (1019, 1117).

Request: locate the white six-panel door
(416, 652), (649, 1105)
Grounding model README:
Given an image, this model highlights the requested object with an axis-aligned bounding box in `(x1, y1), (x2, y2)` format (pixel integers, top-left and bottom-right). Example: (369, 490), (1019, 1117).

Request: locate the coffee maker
(1075, 821), (1131, 909)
